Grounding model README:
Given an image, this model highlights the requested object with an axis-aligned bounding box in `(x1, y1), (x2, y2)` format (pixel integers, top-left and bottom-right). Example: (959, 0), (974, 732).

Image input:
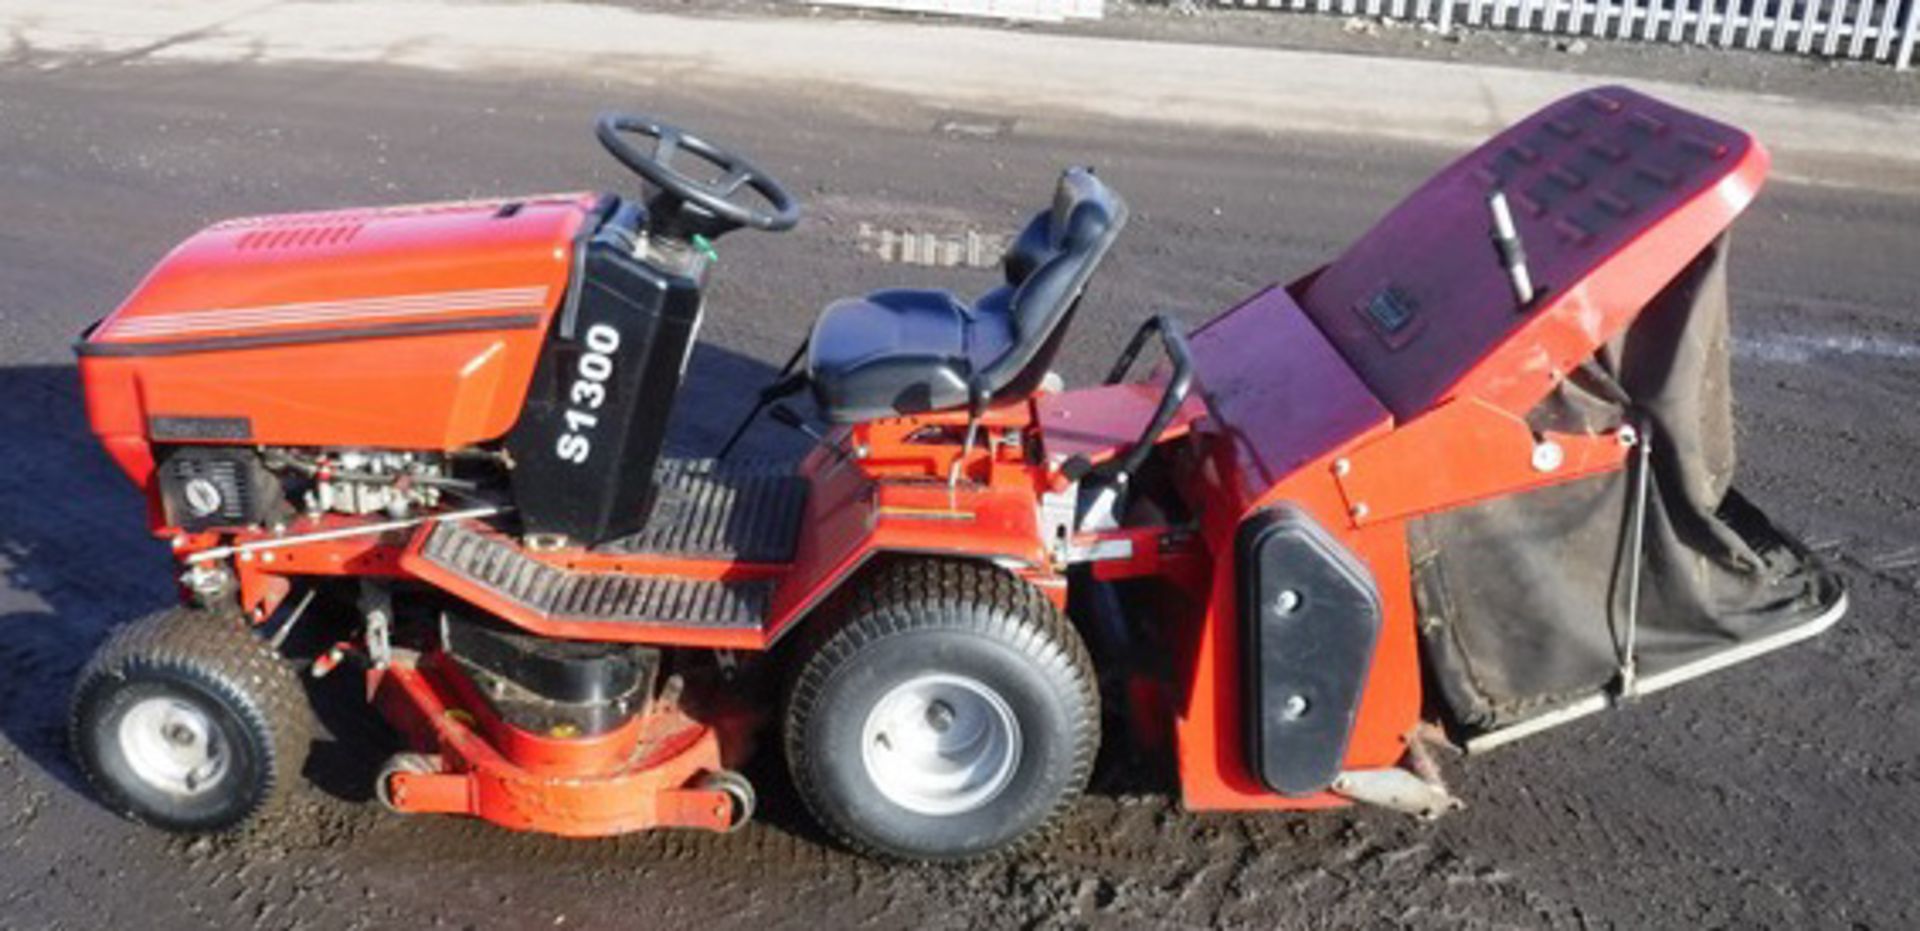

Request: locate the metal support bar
(1464, 592), (1848, 753)
(1614, 418), (1653, 700)
(185, 504), (506, 564)
(268, 586), (319, 652)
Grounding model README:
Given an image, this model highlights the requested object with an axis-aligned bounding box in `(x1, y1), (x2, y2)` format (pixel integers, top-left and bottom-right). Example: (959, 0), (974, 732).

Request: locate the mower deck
(371, 654), (740, 837)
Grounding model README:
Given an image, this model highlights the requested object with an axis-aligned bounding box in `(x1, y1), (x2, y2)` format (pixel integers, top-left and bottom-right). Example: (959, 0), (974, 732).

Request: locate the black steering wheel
(595, 114), (800, 237)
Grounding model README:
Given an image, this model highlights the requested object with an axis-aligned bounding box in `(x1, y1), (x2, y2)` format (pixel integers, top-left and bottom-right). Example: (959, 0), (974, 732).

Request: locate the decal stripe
(115, 288), (548, 330)
(110, 286), (550, 335)
(107, 286), (551, 338)
(115, 301), (544, 337)
(114, 296), (546, 335)
(112, 286), (549, 330)
(76, 313), (546, 357)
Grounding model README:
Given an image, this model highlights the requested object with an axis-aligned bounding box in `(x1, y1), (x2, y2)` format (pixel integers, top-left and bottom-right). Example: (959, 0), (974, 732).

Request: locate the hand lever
(769, 404), (850, 462)
(1487, 189), (1536, 308)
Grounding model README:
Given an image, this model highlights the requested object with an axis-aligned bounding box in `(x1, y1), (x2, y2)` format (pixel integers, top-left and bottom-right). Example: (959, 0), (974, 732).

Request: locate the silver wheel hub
(117, 696), (229, 798)
(860, 673), (1020, 816)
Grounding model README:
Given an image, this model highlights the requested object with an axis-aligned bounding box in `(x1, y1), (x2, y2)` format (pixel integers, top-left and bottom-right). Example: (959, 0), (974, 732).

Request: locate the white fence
(1224, 0), (1919, 68)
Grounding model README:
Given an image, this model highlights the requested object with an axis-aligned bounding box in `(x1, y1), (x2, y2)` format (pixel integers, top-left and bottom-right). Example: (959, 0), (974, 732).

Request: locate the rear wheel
(70, 607), (312, 833)
(784, 560), (1099, 861)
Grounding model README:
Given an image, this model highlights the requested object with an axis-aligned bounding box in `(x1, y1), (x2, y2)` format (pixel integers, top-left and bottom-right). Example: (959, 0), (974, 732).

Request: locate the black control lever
(769, 404), (851, 462)
(716, 340), (809, 460)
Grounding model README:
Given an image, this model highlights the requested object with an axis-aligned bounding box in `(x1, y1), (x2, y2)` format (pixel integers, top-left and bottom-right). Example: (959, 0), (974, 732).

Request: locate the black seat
(806, 167), (1128, 423)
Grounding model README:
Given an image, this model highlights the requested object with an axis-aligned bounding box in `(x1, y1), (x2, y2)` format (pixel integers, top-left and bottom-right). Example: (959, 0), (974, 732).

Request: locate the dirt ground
(0, 46), (1916, 930)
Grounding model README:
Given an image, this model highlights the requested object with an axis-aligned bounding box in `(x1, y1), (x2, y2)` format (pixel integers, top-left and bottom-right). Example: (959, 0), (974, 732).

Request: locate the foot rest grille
(604, 458), (809, 563)
(421, 521), (769, 630)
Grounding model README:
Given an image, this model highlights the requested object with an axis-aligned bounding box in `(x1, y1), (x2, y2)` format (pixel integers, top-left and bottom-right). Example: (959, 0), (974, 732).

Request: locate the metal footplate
(418, 520), (771, 632)
(602, 459), (809, 563)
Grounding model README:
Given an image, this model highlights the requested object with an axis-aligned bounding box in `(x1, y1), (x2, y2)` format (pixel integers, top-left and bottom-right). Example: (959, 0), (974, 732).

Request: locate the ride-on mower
(69, 87), (1845, 860)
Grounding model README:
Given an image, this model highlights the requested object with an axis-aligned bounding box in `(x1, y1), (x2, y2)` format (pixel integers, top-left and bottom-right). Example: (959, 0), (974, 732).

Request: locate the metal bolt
(1281, 694), (1310, 719)
(1274, 589), (1303, 615)
(925, 699), (956, 734)
(1333, 458), (1351, 477)
(1531, 441), (1564, 473)
(1351, 503), (1370, 521)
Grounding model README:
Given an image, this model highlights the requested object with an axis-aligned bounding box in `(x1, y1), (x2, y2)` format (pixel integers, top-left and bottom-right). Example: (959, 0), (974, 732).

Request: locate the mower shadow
(0, 364), (176, 798)
(0, 364), (403, 805)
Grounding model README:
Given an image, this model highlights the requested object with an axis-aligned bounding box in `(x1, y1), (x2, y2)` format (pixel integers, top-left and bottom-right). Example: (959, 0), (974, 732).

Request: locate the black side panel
(1238, 505), (1382, 797)
(506, 215), (704, 545)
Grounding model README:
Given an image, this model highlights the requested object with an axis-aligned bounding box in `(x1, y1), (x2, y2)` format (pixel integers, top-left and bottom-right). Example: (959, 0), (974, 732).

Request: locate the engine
(156, 445), (491, 532)
(271, 448), (455, 518)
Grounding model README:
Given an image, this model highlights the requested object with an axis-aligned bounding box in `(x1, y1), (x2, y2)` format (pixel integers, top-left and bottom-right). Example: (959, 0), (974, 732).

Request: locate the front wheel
(69, 607), (312, 833)
(784, 560), (1099, 861)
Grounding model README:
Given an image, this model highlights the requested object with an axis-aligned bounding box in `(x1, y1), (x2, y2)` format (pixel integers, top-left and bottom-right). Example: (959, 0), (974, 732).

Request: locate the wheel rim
(859, 673), (1021, 816)
(116, 696), (230, 798)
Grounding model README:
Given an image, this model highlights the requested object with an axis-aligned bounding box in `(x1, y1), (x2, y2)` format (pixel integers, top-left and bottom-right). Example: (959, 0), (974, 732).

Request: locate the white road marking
(1732, 332), (1920, 364)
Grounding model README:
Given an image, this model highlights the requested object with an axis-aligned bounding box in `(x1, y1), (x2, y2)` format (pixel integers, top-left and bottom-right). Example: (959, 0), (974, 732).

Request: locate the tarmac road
(1, 49), (1918, 930)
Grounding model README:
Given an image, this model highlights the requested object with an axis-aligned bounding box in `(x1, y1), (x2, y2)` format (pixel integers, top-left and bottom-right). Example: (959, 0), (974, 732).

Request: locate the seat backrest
(983, 167), (1127, 394)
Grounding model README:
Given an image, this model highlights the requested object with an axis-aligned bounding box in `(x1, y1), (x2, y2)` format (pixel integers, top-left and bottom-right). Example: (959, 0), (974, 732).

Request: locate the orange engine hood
(78, 193), (600, 468)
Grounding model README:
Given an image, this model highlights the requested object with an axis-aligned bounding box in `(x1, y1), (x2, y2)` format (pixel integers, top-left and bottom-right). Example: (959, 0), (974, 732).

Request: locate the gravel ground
(0, 50), (1916, 930)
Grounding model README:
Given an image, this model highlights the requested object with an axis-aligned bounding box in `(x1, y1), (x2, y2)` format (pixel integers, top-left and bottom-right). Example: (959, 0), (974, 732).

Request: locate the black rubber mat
(420, 521), (770, 630)
(602, 458), (809, 563)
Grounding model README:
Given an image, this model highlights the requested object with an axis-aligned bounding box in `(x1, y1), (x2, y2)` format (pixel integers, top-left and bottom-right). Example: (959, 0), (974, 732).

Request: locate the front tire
(784, 560), (1099, 861)
(70, 607), (312, 833)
